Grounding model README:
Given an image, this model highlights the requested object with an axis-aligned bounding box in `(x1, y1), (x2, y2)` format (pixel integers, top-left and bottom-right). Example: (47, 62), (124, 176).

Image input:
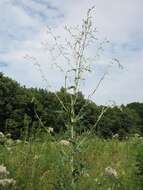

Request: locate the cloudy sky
(0, 0), (143, 105)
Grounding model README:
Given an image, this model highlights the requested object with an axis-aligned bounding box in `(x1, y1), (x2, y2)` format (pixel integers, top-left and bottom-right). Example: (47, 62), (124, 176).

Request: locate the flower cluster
(0, 132), (6, 145)
(59, 140), (70, 146)
(0, 165), (9, 177)
(0, 164), (16, 188)
(0, 132), (13, 146)
(0, 178), (16, 187)
(0, 131), (22, 147)
(105, 166), (118, 178)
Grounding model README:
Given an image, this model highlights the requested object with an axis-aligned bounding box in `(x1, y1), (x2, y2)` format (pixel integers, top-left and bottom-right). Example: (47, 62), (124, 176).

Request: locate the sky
(0, 0), (143, 105)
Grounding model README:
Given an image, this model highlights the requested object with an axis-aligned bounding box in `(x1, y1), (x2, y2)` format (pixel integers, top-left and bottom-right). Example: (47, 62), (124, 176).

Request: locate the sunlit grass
(0, 135), (142, 190)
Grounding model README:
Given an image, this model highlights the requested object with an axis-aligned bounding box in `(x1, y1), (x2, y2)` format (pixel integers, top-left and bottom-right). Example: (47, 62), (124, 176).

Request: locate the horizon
(1, 71), (143, 107)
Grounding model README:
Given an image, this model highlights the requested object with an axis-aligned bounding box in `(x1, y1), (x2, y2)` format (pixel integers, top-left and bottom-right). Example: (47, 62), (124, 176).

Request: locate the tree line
(0, 72), (143, 139)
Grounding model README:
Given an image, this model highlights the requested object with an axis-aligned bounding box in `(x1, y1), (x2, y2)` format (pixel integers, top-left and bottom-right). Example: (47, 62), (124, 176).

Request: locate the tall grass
(0, 134), (142, 190)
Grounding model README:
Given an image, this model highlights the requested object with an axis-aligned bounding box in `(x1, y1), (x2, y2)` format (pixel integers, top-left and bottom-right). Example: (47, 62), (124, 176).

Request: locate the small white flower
(47, 127), (54, 133)
(0, 132), (5, 138)
(6, 147), (12, 151)
(94, 178), (98, 182)
(0, 165), (9, 176)
(105, 167), (118, 178)
(83, 172), (90, 177)
(134, 133), (140, 137)
(15, 139), (21, 144)
(33, 155), (39, 160)
(59, 140), (70, 146)
(0, 178), (16, 187)
(112, 134), (119, 139)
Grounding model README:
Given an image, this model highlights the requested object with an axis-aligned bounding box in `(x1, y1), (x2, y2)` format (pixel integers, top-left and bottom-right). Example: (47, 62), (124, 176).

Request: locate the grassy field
(0, 134), (143, 190)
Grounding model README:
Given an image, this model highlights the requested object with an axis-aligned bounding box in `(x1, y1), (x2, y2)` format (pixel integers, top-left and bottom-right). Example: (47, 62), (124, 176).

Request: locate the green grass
(0, 135), (143, 190)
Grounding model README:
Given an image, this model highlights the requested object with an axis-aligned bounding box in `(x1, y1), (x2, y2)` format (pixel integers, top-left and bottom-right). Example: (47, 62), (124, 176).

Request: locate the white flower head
(0, 178), (16, 187)
(47, 127), (54, 133)
(0, 165), (9, 177)
(112, 134), (119, 139)
(59, 140), (70, 146)
(105, 167), (118, 178)
(0, 132), (5, 138)
(16, 139), (21, 144)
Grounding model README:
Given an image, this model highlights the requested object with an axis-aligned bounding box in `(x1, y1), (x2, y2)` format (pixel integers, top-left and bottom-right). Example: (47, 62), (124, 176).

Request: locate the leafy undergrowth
(0, 134), (143, 190)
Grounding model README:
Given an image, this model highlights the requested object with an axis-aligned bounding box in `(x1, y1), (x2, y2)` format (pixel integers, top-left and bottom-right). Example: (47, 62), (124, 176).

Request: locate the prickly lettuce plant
(25, 7), (121, 189)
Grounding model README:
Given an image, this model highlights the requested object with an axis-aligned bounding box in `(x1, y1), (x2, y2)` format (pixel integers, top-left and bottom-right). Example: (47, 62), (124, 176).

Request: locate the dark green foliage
(126, 103), (143, 135)
(97, 106), (140, 139)
(0, 72), (143, 139)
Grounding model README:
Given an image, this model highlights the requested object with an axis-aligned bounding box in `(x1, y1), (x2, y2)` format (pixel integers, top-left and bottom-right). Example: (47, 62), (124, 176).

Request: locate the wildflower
(0, 132), (5, 138)
(15, 139), (21, 144)
(47, 127), (54, 133)
(105, 166), (118, 178)
(94, 178), (98, 182)
(34, 155), (39, 160)
(0, 178), (16, 187)
(59, 140), (70, 146)
(134, 133), (140, 138)
(0, 165), (9, 177)
(112, 134), (119, 139)
(6, 147), (12, 151)
(0, 132), (5, 145)
(94, 178), (101, 185)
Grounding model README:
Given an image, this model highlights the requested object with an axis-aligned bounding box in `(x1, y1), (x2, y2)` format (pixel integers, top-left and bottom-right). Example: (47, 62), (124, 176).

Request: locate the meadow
(0, 133), (143, 190)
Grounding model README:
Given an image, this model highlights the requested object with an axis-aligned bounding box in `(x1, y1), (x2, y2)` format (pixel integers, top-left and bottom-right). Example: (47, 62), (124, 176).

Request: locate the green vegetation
(0, 72), (143, 139)
(0, 133), (143, 190)
(0, 73), (143, 189)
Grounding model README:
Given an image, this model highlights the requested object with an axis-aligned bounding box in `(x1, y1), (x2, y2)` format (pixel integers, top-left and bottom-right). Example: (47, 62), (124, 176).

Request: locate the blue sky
(0, 0), (143, 105)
